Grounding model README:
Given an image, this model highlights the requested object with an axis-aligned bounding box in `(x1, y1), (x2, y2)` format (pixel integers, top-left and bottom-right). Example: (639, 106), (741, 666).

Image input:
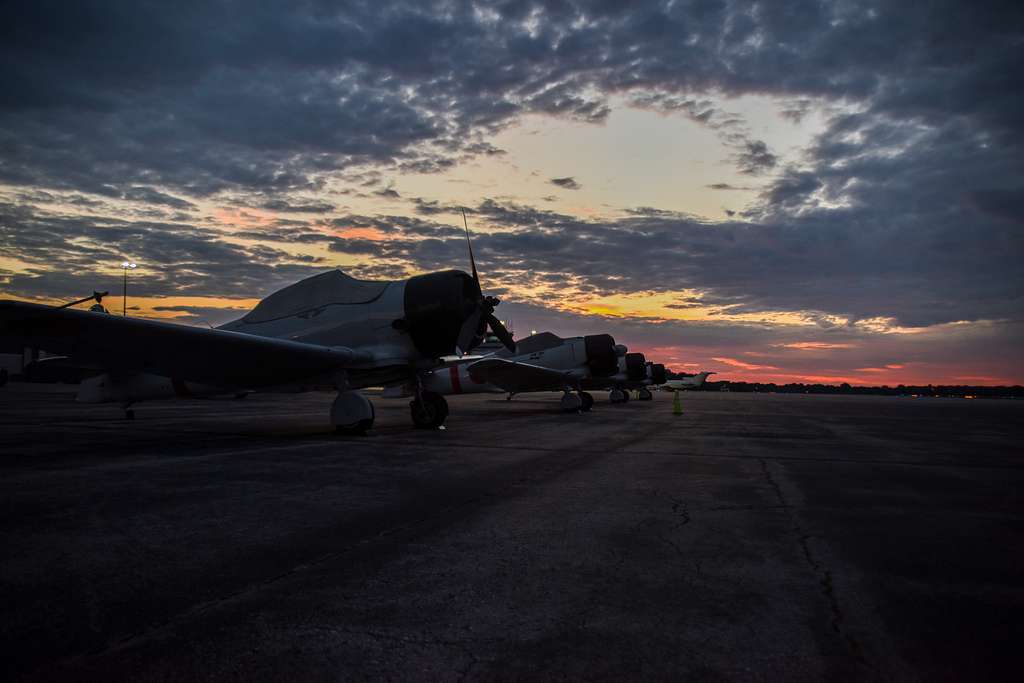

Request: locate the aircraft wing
(466, 357), (572, 392)
(0, 300), (371, 388)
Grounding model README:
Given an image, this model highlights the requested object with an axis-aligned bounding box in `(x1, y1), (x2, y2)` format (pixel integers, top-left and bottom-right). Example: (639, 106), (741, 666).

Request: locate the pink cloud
(955, 375), (1012, 383)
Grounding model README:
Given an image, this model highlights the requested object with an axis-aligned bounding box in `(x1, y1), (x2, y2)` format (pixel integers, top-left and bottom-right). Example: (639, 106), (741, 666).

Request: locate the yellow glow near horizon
(553, 289), (821, 326)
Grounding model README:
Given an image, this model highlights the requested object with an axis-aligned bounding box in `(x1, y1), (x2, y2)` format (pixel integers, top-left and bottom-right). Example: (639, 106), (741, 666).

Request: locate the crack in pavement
(757, 457), (879, 677)
(670, 496), (692, 527)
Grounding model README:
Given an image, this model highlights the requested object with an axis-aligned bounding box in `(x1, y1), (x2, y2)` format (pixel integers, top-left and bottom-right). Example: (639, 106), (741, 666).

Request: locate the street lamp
(121, 261), (137, 316)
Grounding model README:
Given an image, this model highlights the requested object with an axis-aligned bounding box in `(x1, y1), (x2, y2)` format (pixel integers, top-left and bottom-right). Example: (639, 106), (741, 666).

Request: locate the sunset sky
(1, 1), (1022, 384)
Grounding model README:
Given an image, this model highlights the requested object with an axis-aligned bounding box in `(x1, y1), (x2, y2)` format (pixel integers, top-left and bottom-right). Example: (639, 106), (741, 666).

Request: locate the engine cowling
(401, 270), (481, 358)
(649, 363), (667, 385)
(584, 334), (619, 377)
(625, 352), (646, 381)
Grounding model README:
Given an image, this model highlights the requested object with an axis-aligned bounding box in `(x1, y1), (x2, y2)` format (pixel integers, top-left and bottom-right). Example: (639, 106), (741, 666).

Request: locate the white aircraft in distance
(660, 371), (716, 391)
(0, 253), (517, 433)
(407, 331), (624, 412)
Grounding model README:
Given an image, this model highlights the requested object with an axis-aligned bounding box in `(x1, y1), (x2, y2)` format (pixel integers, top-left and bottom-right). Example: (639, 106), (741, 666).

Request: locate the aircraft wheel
(638, 388), (653, 401)
(579, 391), (594, 412)
(620, 390), (630, 403)
(560, 392), (583, 412)
(332, 391), (375, 435)
(609, 388), (627, 404)
(411, 391), (448, 429)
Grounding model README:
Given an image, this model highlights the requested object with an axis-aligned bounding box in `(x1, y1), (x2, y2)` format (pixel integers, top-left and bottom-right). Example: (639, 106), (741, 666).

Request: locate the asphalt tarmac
(1, 385), (1022, 681)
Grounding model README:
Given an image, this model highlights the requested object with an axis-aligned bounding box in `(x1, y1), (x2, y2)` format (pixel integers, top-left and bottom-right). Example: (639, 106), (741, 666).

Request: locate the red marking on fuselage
(449, 365), (463, 394)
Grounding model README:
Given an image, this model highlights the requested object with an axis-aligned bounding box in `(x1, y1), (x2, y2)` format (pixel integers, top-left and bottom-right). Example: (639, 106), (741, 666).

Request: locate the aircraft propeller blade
(59, 290), (110, 309)
(462, 208), (479, 284)
(456, 308), (484, 355)
(460, 209), (515, 353)
(484, 311), (516, 352)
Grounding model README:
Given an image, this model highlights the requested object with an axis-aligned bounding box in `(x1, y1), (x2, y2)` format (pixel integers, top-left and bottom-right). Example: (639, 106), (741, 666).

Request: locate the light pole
(121, 261), (137, 316)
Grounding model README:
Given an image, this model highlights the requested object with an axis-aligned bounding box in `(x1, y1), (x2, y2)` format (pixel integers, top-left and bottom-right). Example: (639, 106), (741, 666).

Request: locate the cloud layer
(1, 1), (1022, 381)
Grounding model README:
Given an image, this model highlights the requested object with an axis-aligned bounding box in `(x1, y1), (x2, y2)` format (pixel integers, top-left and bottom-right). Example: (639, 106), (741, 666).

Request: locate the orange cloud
(212, 207), (277, 228)
(776, 342), (855, 350)
(711, 356), (779, 371)
(330, 226), (390, 240)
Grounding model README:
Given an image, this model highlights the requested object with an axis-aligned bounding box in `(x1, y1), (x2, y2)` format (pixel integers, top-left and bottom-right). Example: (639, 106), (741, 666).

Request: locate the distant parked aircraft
(661, 371), (715, 390)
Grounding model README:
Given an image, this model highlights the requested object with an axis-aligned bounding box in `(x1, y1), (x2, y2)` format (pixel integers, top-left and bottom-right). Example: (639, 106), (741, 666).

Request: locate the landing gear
(506, 392), (515, 401)
(411, 391), (448, 429)
(560, 391), (583, 412)
(638, 388), (653, 401)
(332, 390), (375, 434)
(578, 391), (594, 412)
(609, 388), (628, 404)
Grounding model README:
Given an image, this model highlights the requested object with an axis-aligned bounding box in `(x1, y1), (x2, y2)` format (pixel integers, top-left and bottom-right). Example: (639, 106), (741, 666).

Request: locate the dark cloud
(410, 197), (469, 216)
(297, 196), (1021, 331)
(258, 199), (335, 214)
(373, 187), (401, 199)
(0, 202), (326, 301)
(965, 188), (1024, 224)
(0, 0), (1022, 378)
(735, 141), (778, 175)
(549, 177), (581, 190)
(1, 2), (1020, 203)
(106, 186), (197, 211)
(5, 0), (1011, 201)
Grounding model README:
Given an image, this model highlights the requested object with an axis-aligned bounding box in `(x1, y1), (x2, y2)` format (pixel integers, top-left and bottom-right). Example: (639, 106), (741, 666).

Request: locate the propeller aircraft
(415, 331), (623, 412)
(0, 217), (516, 433)
(580, 356), (668, 403)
